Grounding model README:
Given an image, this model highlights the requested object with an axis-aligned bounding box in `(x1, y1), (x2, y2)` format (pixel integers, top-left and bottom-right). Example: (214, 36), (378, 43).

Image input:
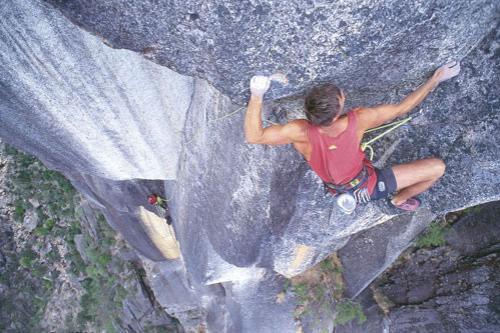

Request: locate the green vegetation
(19, 248), (37, 269)
(0, 144), (133, 332)
(416, 203), (484, 249)
(289, 253), (367, 329)
(292, 282), (309, 302)
(289, 253), (363, 330)
(71, 200), (133, 331)
(462, 205), (482, 214)
(14, 200), (26, 222)
(334, 300), (367, 326)
(416, 222), (448, 248)
(0, 146), (78, 331)
(34, 218), (57, 236)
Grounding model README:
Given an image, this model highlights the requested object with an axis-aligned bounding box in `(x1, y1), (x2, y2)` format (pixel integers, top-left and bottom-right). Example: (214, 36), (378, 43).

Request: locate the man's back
(277, 114), (350, 158)
(306, 111), (377, 192)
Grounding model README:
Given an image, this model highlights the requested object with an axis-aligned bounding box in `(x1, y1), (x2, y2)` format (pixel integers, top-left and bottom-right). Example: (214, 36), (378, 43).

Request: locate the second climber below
(244, 62), (461, 211)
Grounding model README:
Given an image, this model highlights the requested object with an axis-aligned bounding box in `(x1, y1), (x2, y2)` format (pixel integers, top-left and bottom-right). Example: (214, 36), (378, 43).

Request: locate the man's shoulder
(283, 119), (309, 141)
(351, 107), (367, 115)
(351, 107), (377, 131)
(286, 119), (309, 128)
(285, 119), (309, 132)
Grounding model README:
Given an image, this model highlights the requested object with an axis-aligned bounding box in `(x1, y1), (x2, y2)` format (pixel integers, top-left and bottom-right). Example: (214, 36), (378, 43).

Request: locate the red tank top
(306, 111), (377, 194)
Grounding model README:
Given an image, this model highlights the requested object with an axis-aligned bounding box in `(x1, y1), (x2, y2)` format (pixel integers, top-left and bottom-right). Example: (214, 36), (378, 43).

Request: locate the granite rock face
(0, 0), (192, 181)
(47, 0), (498, 105)
(383, 250), (500, 333)
(381, 201), (500, 333)
(338, 208), (435, 299)
(336, 201), (500, 333)
(1, 0), (499, 332)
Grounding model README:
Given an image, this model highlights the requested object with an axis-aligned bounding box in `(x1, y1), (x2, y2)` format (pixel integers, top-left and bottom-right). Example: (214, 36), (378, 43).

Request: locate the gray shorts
(370, 167), (397, 200)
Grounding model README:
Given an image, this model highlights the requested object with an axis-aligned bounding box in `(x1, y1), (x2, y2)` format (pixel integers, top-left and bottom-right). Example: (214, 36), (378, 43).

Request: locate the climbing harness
(324, 165), (371, 214)
(329, 116), (413, 214)
(361, 116), (412, 160)
(324, 165), (369, 193)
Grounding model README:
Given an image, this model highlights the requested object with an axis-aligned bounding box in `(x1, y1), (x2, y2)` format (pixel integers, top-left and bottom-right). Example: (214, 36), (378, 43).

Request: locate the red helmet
(148, 194), (158, 205)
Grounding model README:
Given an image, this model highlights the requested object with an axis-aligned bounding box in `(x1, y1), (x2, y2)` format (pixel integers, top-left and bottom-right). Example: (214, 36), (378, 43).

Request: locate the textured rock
(380, 250), (500, 332)
(341, 201), (500, 333)
(141, 258), (229, 332)
(334, 288), (386, 333)
(0, 0), (191, 181)
(445, 201), (500, 256)
(1, 0), (499, 332)
(70, 174), (173, 262)
(142, 258), (296, 333)
(22, 210), (39, 232)
(223, 272), (296, 333)
(121, 272), (178, 333)
(338, 208), (435, 298)
(47, 0), (498, 105)
(73, 234), (89, 264)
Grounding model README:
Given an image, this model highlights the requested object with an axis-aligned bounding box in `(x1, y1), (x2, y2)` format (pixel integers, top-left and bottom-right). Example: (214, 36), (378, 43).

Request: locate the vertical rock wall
(1, 0), (499, 332)
(0, 0), (191, 180)
(46, 0), (499, 105)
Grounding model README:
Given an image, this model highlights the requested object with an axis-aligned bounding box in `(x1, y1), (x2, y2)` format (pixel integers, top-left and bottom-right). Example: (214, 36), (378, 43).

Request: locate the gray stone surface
(73, 234), (89, 264)
(143, 258), (296, 333)
(338, 208), (435, 298)
(22, 210), (39, 232)
(70, 174), (170, 262)
(46, 0), (498, 105)
(222, 272), (296, 333)
(142, 258), (238, 332)
(121, 273), (178, 333)
(345, 201), (500, 333)
(446, 201), (500, 256)
(0, 0), (499, 332)
(380, 250), (500, 333)
(0, 0), (191, 181)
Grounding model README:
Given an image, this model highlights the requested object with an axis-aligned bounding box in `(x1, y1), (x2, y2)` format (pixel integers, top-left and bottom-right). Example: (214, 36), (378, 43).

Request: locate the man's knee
(429, 158), (446, 178)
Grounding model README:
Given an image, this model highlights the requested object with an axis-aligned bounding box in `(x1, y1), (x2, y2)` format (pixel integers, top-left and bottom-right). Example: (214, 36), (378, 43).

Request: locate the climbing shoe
(391, 197), (421, 212)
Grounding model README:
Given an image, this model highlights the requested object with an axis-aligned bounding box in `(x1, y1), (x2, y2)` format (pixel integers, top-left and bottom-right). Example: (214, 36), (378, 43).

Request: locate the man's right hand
(250, 75), (271, 98)
(433, 61), (461, 83)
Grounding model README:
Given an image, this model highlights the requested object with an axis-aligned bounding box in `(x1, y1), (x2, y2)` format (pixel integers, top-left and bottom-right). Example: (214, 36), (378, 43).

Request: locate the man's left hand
(434, 61), (461, 83)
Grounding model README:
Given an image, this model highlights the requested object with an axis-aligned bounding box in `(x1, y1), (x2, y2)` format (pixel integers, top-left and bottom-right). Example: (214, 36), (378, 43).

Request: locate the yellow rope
(361, 116), (412, 160)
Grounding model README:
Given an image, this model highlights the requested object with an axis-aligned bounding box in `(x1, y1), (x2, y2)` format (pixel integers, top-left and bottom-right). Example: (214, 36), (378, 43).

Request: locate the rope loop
(361, 116), (412, 160)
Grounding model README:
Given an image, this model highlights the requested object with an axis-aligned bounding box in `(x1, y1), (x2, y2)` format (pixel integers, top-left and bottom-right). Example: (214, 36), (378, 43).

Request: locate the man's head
(304, 83), (345, 126)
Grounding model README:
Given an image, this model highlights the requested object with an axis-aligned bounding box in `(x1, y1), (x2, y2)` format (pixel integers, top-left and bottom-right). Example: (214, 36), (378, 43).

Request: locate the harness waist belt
(324, 165), (369, 194)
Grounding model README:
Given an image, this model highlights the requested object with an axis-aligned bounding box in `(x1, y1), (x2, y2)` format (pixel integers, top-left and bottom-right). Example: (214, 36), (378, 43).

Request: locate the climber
(244, 62), (461, 211)
(148, 193), (166, 208)
(148, 193), (173, 224)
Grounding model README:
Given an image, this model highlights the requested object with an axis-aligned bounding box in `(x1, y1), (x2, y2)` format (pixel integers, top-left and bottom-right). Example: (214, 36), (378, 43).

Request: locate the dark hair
(304, 83), (343, 126)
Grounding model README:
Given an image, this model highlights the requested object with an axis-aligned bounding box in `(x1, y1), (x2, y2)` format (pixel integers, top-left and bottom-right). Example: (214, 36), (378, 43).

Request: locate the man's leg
(391, 158), (446, 205)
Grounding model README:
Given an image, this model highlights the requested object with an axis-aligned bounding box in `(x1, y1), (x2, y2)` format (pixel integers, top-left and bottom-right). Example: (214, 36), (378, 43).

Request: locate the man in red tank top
(244, 62), (461, 211)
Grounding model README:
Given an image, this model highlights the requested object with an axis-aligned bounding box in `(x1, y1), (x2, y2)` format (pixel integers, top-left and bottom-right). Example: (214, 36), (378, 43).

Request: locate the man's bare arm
(244, 95), (293, 145)
(244, 75), (306, 145)
(357, 61), (461, 130)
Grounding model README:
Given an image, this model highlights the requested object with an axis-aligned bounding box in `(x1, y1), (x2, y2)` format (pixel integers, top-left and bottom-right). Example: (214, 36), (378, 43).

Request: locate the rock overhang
(1, 1), (499, 331)
(45, 0), (499, 105)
